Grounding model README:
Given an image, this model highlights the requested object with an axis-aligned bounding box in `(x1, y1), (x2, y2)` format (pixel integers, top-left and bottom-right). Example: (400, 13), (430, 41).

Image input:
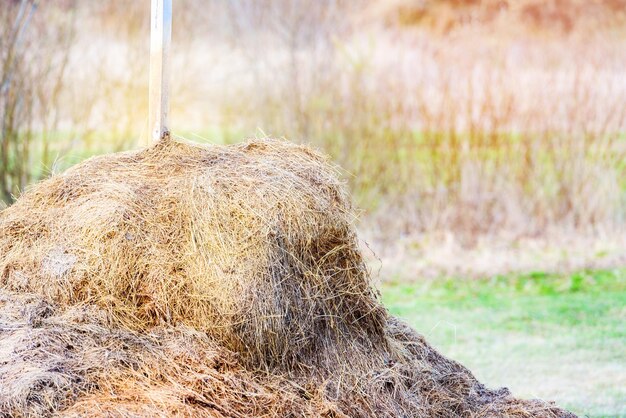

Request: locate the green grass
(381, 269), (626, 417)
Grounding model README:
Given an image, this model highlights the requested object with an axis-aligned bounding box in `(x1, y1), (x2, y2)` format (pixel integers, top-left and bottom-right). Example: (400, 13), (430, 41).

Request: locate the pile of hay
(0, 138), (574, 417)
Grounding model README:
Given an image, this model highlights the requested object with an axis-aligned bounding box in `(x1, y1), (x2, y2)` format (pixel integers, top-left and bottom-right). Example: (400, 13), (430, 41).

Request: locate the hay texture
(0, 138), (575, 417)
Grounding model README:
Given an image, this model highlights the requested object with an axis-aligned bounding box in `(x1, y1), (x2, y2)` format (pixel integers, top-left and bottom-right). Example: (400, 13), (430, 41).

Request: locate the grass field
(382, 270), (626, 417)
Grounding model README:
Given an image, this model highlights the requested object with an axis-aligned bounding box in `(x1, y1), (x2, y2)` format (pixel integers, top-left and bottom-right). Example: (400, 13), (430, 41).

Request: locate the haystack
(0, 138), (574, 417)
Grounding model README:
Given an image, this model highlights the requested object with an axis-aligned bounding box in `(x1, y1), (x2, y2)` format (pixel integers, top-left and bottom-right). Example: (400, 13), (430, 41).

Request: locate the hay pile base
(0, 138), (574, 417)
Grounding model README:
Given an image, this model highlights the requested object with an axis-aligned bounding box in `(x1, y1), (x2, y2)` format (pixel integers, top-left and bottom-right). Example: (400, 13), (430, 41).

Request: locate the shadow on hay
(0, 138), (575, 417)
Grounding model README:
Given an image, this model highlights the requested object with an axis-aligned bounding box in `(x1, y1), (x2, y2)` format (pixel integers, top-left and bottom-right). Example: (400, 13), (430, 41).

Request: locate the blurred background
(1, 1), (625, 416)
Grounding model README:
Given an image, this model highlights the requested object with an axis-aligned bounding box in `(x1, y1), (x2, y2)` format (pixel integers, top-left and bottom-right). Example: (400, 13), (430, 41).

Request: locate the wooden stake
(148, 0), (172, 142)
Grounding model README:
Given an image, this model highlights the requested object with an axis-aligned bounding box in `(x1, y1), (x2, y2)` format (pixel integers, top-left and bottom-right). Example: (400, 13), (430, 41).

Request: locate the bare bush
(0, 0), (75, 204)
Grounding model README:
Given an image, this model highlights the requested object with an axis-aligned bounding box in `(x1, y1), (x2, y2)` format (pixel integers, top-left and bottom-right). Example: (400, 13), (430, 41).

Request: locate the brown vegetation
(0, 138), (575, 417)
(378, 0), (626, 32)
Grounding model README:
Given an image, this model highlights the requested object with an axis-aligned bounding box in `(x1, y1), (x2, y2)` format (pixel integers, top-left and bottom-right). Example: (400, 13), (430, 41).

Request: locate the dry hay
(0, 137), (575, 417)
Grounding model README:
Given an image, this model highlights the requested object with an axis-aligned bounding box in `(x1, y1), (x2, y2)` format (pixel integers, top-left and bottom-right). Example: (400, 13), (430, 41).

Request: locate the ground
(381, 269), (626, 417)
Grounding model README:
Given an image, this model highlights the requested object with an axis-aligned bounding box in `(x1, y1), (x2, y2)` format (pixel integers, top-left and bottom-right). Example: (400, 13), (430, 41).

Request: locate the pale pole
(148, 0), (172, 142)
